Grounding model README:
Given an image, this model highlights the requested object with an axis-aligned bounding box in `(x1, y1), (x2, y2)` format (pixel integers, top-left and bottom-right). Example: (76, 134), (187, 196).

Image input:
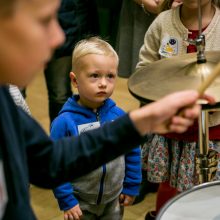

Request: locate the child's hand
(119, 194), (136, 206)
(64, 204), (82, 220)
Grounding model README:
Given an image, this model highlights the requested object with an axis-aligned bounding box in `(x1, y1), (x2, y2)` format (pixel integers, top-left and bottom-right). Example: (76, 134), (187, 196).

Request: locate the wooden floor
(26, 72), (157, 220)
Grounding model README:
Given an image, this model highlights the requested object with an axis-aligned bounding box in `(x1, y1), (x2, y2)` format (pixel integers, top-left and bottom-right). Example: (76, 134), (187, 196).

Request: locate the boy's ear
(69, 71), (78, 88)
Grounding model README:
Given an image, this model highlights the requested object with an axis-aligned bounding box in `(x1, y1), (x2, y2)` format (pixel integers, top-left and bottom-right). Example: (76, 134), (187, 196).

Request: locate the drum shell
(157, 181), (220, 220)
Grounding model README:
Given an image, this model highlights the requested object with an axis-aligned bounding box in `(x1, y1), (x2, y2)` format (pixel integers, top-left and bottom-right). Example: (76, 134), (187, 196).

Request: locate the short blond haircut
(72, 36), (119, 71)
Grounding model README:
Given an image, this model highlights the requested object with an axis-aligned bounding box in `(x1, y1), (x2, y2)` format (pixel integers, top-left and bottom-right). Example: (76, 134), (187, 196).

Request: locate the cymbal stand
(197, 110), (218, 183)
(196, 0), (206, 64)
(197, 110), (209, 183)
(196, 0), (208, 183)
(185, 0), (206, 63)
(195, 0), (218, 183)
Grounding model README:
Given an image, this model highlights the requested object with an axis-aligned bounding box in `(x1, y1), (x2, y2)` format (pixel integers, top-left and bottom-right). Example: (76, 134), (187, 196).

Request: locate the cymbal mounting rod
(196, 0), (206, 63)
(198, 0), (202, 35)
(198, 110), (209, 183)
(197, 110), (218, 183)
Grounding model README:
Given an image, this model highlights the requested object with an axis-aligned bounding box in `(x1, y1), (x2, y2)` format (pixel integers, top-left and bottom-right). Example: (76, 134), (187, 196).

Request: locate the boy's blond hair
(72, 37), (119, 71)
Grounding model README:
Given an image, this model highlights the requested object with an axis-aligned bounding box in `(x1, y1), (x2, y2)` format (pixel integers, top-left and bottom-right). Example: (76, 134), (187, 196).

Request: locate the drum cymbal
(128, 51), (220, 104)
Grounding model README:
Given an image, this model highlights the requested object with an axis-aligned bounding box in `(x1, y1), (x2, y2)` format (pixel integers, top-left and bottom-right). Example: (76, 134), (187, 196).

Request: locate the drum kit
(128, 0), (220, 219)
(157, 181), (220, 220)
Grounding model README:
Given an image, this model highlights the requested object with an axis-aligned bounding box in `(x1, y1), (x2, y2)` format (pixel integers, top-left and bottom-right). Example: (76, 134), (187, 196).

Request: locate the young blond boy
(51, 37), (142, 220)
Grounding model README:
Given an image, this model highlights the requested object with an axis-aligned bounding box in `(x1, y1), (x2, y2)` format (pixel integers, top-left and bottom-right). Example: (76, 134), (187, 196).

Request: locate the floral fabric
(142, 134), (220, 192)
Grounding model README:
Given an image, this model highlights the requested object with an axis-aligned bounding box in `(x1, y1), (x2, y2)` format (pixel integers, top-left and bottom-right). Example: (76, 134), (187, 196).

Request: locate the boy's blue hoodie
(51, 95), (141, 211)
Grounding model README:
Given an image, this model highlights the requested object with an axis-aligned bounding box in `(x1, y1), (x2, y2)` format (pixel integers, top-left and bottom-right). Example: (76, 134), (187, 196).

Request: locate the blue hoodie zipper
(96, 110), (106, 205)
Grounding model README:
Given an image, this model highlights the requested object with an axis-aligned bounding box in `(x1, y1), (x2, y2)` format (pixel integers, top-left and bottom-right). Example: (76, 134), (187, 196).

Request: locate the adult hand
(129, 90), (215, 136)
(134, 0), (164, 14)
(171, 0), (183, 9)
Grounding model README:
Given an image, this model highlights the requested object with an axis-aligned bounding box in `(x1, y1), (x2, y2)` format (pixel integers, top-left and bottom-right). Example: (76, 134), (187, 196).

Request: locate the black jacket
(55, 0), (99, 58)
(0, 86), (142, 219)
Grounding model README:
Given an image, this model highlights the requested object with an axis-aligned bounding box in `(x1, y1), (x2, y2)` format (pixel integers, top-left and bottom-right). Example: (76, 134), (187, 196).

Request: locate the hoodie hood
(51, 94), (125, 139)
(59, 94), (117, 118)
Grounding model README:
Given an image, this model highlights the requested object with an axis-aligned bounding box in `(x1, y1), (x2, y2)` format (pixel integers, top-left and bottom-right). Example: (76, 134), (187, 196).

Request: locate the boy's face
(0, 0), (65, 87)
(70, 54), (118, 109)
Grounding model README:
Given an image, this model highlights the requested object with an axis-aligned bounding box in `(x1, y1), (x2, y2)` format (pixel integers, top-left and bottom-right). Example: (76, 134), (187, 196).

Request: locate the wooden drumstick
(197, 62), (220, 96)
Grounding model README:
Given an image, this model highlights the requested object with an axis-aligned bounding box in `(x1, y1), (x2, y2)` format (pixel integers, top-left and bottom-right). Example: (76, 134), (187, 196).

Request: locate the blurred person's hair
(0, 0), (16, 17)
(160, 0), (220, 11)
(213, 0), (220, 8)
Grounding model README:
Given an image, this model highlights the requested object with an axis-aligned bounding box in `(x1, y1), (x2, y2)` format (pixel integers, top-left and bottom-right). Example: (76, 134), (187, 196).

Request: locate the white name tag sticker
(0, 161), (7, 219)
(78, 122), (101, 134)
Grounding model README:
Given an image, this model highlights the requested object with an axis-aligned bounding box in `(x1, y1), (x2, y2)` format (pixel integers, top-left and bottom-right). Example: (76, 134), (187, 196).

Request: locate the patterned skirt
(142, 134), (220, 192)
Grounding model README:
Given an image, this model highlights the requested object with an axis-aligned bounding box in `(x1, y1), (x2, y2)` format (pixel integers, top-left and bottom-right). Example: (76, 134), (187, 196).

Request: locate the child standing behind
(50, 37), (141, 220)
(136, 0), (220, 219)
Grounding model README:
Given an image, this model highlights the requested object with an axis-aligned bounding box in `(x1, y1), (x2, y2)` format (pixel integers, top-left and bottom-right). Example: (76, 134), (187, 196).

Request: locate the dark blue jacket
(51, 95), (141, 210)
(55, 0), (99, 58)
(0, 86), (143, 219)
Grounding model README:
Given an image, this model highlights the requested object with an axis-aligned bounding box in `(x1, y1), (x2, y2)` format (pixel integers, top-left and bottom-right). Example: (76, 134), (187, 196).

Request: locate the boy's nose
(99, 78), (107, 87)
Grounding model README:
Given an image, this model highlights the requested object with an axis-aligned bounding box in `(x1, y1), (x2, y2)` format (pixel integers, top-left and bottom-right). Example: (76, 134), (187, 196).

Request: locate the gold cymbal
(128, 51), (220, 104)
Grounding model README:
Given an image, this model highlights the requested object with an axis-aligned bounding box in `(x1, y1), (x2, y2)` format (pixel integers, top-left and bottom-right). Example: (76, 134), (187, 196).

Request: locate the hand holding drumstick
(169, 61), (220, 133)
